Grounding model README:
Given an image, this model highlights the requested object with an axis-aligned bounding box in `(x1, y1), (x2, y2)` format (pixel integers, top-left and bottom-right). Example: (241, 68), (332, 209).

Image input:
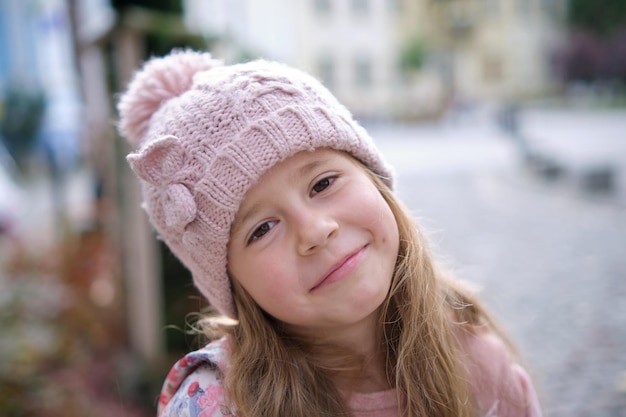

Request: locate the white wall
(183, 0), (404, 120)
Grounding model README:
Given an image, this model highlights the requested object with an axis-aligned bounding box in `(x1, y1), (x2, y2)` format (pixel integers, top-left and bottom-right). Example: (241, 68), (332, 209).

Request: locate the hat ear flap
(127, 135), (186, 185)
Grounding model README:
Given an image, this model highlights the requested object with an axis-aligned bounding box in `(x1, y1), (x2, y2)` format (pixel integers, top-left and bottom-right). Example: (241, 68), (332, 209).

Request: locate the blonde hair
(197, 160), (516, 417)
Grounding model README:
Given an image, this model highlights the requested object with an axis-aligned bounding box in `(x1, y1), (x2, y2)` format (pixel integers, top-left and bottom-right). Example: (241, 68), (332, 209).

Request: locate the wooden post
(113, 27), (165, 363)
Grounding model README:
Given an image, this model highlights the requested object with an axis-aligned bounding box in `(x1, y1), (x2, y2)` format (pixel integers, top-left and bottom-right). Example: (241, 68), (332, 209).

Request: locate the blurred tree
(112, 0), (213, 358)
(0, 85), (46, 170)
(114, 5), (210, 64)
(554, 0), (626, 83)
(556, 31), (606, 81)
(112, 0), (183, 14)
(400, 37), (426, 74)
(145, 29), (209, 58)
(568, 0), (626, 36)
(605, 28), (626, 80)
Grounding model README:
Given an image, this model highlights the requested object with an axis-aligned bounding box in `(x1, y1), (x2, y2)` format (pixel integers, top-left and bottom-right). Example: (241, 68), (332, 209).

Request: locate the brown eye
(311, 176), (335, 195)
(248, 221), (275, 244)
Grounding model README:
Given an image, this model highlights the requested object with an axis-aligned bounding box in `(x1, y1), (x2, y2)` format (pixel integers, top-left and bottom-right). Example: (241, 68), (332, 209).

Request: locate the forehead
(272, 148), (346, 173)
(249, 148), (352, 191)
(231, 149), (357, 225)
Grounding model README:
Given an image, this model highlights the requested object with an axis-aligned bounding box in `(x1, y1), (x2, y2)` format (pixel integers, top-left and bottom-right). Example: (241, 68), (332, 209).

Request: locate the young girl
(118, 49), (542, 417)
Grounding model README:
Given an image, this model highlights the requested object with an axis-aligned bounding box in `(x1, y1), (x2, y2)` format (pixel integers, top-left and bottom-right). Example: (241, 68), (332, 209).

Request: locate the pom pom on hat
(117, 49), (394, 318)
(118, 49), (223, 148)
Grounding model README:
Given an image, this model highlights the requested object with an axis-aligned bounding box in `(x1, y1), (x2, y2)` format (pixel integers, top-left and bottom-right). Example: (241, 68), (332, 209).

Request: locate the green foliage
(400, 37), (426, 73)
(568, 0), (626, 36)
(111, 0), (183, 14)
(234, 47), (263, 64)
(145, 31), (209, 58)
(0, 85), (46, 161)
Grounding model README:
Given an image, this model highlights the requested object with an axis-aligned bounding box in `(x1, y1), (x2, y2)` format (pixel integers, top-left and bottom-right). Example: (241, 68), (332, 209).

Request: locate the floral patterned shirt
(158, 337), (234, 417)
(157, 331), (542, 417)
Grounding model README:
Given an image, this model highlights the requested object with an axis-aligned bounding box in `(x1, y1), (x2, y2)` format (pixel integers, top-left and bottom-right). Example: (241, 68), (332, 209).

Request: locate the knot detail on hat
(127, 135), (197, 230)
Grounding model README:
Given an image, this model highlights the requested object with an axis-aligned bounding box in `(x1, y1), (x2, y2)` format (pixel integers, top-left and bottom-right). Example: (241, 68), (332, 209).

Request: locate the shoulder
(158, 336), (235, 417)
(458, 327), (542, 417)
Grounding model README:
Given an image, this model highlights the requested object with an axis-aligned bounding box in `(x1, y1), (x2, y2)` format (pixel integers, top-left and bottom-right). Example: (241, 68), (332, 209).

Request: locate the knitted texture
(117, 49), (394, 318)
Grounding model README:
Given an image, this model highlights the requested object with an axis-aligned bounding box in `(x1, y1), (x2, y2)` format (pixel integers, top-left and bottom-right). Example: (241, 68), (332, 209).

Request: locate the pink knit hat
(117, 49), (394, 318)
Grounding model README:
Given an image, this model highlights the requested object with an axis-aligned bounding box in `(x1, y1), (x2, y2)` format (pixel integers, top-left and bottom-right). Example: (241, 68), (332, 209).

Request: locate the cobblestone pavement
(368, 112), (626, 417)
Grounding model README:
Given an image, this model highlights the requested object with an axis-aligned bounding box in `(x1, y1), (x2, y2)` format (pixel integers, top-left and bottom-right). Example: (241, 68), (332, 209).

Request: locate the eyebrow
(296, 159), (326, 181)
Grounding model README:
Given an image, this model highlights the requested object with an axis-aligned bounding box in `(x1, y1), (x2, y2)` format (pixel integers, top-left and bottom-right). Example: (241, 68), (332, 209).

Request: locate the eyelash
(246, 175), (338, 245)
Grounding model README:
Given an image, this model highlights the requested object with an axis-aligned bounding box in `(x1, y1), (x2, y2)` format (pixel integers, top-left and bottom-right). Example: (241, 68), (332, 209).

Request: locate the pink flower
(179, 356), (189, 368)
(196, 385), (223, 417)
(188, 381), (200, 397)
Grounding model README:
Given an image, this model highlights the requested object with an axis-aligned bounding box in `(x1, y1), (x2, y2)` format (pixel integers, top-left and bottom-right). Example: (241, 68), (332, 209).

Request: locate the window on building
(482, 54), (503, 83)
(387, 0), (402, 14)
(483, 0), (499, 16)
(352, 0), (369, 15)
(518, 0), (532, 19)
(542, 0), (565, 20)
(314, 0), (331, 14)
(354, 55), (372, 88)
(318, 55), (335, 90)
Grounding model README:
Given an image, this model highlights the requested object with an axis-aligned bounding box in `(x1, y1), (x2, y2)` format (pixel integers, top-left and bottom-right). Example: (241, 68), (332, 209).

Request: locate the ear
(127, 135), (186, 185)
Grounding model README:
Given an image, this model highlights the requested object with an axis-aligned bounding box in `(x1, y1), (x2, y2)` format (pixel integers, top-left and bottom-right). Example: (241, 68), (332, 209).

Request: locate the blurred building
(427, 0), (567, 104)
(184, 0), (567, 120)
(185, 0), (419, 120)
(0, 0), (83, 170)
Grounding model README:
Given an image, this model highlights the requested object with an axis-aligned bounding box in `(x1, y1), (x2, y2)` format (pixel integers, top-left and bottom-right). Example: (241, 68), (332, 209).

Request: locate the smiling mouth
(310, 245), (368, 292)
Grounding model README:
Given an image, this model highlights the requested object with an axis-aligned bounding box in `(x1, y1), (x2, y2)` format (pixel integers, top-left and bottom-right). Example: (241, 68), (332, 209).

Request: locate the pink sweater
(158, 331), (542, 417)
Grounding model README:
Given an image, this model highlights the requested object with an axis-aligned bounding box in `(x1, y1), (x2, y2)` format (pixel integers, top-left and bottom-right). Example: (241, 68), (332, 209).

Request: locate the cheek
(365, 193), (400, 266)
(231, 256), (289, 303)
(356, 189), (398, 242)
(378, 210), (400, 271)
(381, 201), (399, 245)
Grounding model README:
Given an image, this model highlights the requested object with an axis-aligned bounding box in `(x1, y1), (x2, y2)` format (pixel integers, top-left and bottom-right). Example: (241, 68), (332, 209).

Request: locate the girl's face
(228, 149), (399, 338)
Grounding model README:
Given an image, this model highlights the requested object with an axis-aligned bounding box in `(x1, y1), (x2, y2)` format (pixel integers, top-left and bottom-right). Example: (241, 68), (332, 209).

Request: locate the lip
(310, 245), (368, 292)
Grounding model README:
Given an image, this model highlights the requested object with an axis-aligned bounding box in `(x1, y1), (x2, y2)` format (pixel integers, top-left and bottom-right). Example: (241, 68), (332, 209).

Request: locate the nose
(295, 208), (338, 256)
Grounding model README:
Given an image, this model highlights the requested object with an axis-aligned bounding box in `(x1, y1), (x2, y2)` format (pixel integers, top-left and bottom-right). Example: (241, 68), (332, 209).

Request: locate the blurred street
(369, 106), (626, 417)
(2, 1), (625, 415)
